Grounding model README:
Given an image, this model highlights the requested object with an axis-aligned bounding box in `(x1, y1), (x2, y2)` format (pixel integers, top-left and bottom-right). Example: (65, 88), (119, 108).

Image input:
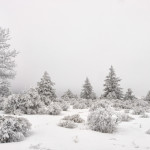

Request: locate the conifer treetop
(37, 71), (56, 103)
(103, 66), (123, 100)
(80, 77), (96, 99)
(124, 88), (136, 100)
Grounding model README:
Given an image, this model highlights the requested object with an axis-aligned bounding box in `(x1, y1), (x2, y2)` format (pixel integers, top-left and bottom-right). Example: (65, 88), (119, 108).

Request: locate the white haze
(0, 0), (150, 97)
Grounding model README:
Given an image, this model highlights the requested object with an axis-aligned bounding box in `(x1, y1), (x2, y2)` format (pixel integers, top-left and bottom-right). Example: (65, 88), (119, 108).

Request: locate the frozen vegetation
(0, 98), (150, 150)
(0, 27), (150, 150)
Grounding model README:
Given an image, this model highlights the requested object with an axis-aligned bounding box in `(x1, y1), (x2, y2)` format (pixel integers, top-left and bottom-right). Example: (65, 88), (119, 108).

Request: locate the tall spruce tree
(145, 91), (150, 101)
(103, 66), (123, 100)
(0, 28), (17, 97)
(124, 88), (136, 100)
(37, 71), (56, 105)
(80, 77), (96, 99)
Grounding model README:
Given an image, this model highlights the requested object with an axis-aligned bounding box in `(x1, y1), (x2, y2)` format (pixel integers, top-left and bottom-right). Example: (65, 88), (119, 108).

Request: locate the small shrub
(47, 103), (62, 115)
(4, 89), (45, 115)
(88, 108), (118, 133)
(120, 113), (134, 122)
(140, 113), (149, 118)
(90, 100), (111, 112)
(63, 114), (84, 123)
(73, 102), (87, 109)
(133, 100), (149, 108)
(4, 94), (21, 114)
(58, 120), (77, 129)
(132, 107), (145, 115)
(58, 101), (70, 111)
(38, 107), (48, 115)
(112, 100), (131, 109)
(0, 116), (31, 143)
(71, 98), (92, 109)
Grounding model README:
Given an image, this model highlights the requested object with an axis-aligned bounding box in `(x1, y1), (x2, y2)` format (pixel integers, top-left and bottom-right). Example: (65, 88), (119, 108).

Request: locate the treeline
(37, 66), (137, 101)
(0, 27), (150, 101)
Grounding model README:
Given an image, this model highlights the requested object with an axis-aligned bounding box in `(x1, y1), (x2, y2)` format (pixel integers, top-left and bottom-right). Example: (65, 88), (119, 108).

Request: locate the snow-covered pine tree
(37, 71), (56, 105)
(61, 89), (76, 99)
(80, 77), (95, 99)
(103, 66), (123, 100)
(0, 28), (17, 97)
(145, 91), (150, 101)
(0, 80), (11, 97)
(124, 88), (136, 100)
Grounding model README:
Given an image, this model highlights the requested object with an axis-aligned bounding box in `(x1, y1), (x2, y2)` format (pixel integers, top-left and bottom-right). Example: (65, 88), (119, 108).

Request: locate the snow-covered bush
(90, 100), (111, 112)
(132, 107), (145, 115)
(140, 113), (149, 118)
(133, 99), (149, 108)
(0, 116), (31, 143)
(82, 99), (93, 108)
(58, 120), (77, 129)
(88, 107), (118, 133)
(47, 102), (62, 115)
(4, 94), (23, 115)
(53, 98), (70, 111)
(112, 99), (131, 109)
(73, 102), (87, 109)
(63, 114), (84, 123)
(23, 88), (45, 114)
(58, 101), (70, 111)
(4, 89), (45, 115)
(70, 98), (92, 109)
(119, 113), (134, 122)
(110, 99), (150, 111)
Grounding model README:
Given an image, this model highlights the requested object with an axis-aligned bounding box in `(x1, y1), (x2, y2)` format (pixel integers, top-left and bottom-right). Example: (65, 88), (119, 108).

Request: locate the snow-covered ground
(0, 108), (150, 150)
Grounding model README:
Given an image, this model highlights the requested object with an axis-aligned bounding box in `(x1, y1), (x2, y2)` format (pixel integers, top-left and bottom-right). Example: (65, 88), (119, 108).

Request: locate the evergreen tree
(124, 88), (136, 100)
(0, 80), (11, 97)
(61, 89), (76, 99)
(80, 77), (95, 99)
(37, 71), (56, 105)
(0, 28), (17, 97)
(145, 91), (150, 101)
(103, 66), (123, 99)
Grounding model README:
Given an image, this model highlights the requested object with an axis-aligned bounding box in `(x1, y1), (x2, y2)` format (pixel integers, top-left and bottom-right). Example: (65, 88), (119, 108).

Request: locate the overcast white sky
(0, 0), (150, 97)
